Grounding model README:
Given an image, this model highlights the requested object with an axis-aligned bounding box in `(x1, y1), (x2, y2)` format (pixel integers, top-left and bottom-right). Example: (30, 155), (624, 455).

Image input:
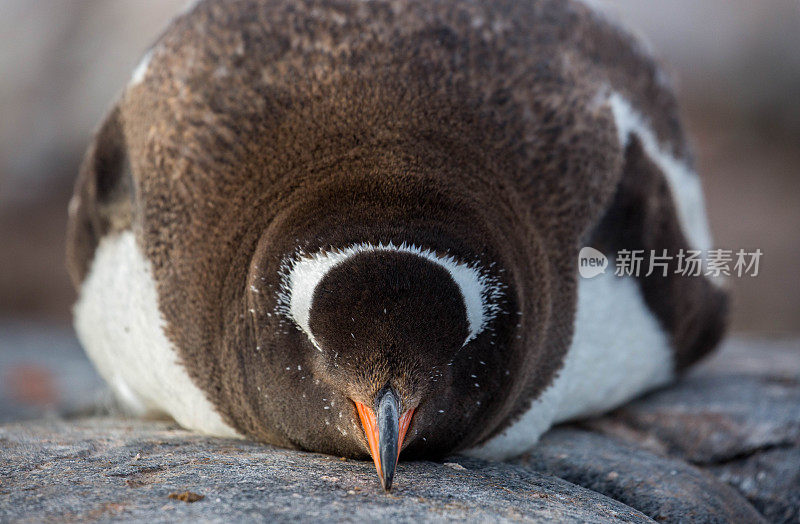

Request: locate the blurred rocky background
(1, 0), (187, 325)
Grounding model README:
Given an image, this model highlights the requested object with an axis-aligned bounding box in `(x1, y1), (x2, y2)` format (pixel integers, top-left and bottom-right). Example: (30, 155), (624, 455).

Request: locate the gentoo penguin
(67, 0), (727, 490)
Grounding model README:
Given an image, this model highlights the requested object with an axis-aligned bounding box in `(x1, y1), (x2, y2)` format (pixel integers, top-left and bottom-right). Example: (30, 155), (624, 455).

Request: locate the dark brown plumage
(67, 0), (726, 484)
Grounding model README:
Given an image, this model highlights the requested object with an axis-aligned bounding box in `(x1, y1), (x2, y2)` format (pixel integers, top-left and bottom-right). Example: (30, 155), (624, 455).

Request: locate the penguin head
(275, 243), (505, 490)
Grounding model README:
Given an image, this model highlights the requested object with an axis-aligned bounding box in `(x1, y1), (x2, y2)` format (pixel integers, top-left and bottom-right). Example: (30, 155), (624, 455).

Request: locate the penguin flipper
(66, 103), (135, 288)
(590, 134), (728, 371)
(65, 103), (240, 436)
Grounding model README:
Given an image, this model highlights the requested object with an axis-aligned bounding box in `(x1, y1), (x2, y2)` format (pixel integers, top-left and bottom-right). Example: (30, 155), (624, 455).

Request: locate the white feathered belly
(466, 271), (674, 460)
(73, 231), (239, 438)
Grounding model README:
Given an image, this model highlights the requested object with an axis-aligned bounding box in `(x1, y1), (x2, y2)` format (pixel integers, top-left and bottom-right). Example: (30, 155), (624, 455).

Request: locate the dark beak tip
(380, 461), (395, 492)
(376, 388), (400, 492)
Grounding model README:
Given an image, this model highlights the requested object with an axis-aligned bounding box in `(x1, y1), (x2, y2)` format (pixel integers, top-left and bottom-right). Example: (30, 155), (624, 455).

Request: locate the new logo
(578, 247), (608, 279)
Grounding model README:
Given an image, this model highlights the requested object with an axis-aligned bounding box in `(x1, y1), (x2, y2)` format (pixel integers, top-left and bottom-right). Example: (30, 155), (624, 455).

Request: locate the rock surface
(517, 429), (764, 523)
(1, 331), (798, 523)
(1, 417), (652, 523)
(584, 337), (800, 523)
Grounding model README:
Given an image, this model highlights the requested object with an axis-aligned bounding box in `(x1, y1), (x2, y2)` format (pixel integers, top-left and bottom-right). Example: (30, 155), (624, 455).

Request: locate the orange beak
(355, 393), (414, 491)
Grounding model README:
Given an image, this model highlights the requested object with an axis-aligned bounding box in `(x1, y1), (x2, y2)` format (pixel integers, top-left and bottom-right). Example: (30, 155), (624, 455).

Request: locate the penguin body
(67, 0), (726, 470)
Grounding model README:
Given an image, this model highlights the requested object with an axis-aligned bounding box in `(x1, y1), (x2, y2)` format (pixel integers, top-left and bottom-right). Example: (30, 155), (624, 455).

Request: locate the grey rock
(708, 447), (800, 523)
(0, 417), (652, 523)
(583, 338), (800, 523)
(596, 374), (800, 464)
(516, 428), (765, 523)
(693, 338), (800, 381)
